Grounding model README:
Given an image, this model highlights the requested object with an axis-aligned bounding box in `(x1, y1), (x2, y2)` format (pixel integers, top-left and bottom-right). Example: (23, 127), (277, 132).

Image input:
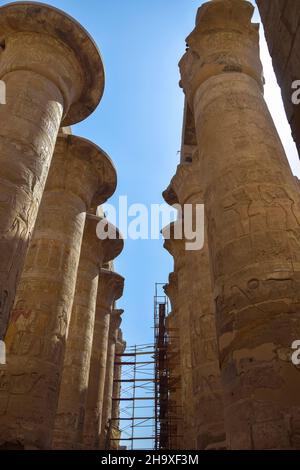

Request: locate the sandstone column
(83, 270), (124, 450)
(110, 330), (126, 450)
(162, 223), (195, 449)
(52, 217), (124, 449)
(169, 161), (226, 449)
(164, 273), (183, 450)
(100, 309), (124, 450)
(0, 135), (116, 449)
(180, 0), (300, 449)
(0, 3), (104, 337)
(256, 0), (300, 158)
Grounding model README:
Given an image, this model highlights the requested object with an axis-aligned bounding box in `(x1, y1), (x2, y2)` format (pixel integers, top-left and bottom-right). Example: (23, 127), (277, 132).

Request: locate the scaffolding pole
(108, 283), (181, 450)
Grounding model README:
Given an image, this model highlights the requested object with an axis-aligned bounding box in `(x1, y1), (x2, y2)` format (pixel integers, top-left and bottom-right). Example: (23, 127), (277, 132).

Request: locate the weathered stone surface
(52, 216), (123, 450)
(83, 270), (124, 450)
(163, 222), (195, 449)
(0, 3), (104, 338)
(256, 0), (300, 157)
(164, 273), (183, 450)
(169, 161), (226, 450)
(180, 0), (300, 449)
(0, 135), (116, 449)
(99, 309), (124, 449)
(0, 2), (104, 125)
(110, 330), (126, 450)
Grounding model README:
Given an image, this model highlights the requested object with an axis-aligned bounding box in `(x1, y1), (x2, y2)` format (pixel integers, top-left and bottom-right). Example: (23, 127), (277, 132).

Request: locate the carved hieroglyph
(0, 3), (104, 338)
(83, 269), (124, 450)
(100, 309), (124, 450)
(52, 216), (123, 450)
(179, 0), (300, 449)
(0, 135), (116, 450)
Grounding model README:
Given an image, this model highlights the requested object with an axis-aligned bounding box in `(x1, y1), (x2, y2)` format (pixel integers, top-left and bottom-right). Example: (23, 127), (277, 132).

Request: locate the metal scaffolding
(108, 283), (180, 450)
(110, 343), (156, 450)
(154, 283), (169, 450)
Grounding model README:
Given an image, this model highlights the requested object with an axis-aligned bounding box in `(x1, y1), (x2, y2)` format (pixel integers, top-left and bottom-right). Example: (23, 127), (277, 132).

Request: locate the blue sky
(2, 0), (299, 351)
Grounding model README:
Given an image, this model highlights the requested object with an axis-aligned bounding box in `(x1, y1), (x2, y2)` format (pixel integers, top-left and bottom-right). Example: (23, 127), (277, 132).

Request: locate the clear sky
(2, 0), (299, 352)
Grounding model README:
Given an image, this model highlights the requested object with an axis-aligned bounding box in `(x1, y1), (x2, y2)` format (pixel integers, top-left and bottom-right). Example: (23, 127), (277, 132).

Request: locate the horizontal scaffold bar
(115, 361), (155, 365)
(114, 378), (157, 383)
(113, 397), (155, 401)
(116, 351), (155, 356)
(110, 417), (154, 421)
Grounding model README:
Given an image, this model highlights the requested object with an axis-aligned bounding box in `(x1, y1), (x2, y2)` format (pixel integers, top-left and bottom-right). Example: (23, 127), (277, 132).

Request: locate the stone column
(52, 217), (124, 449)
(169, 161), (226, 450)
(83, 270), (124, 450)
(256, 0), (300, 158)
(110, 330), (126, 450)
(100, 309), (124, 450)
(0, 135), (116, 449)
(162, 223), (195, 449)
(179, 0), (300, 449)
(164, 273), (183, 450)
(0, 3), (104, 337)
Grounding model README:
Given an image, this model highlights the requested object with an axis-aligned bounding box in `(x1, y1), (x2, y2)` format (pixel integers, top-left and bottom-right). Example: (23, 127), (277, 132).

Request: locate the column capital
(163, 272), (178, 312)
(110, 309), (124, 341)
(101, 222), (124, 262)
(179, 0), (262, 105)
(162, 222), (185, 269)
(0, 2), (105, 124)
(48, 135), (117, 208)
(116, 329), (126, 355)
(81, 214), (123, 270)
(162, 184), (179, 206)
(96, 269), (125, 312)
(90, 215), (124, 264)
(171, 162), (203, 205)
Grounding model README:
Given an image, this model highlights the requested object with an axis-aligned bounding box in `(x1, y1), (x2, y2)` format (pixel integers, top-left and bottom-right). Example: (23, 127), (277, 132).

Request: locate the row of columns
(163, 162), (225, 450)
(163, 0), (300, 450)
(0, 3), (125, 450)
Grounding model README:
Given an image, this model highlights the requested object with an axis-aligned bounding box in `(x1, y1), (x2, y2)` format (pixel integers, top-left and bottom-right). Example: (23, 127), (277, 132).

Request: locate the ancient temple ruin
(0, 2), (125, 450)
(0, 0), (300, 451)
(162, 0), (300, 450)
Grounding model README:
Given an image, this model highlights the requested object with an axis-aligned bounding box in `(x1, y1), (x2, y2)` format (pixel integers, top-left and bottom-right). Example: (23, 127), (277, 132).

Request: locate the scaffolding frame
(109, 343), (156, 450)
(154, 283), (171, 450)
(108, 283), (181, 450)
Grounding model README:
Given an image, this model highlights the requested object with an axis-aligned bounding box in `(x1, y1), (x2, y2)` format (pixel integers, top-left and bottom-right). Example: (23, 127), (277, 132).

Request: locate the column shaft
(164, 274), (183, 450)
(180, 0), (300, 449)
(0, 135), (116, 449)
(0, 3), (104, 337)
(100, 310), (123, 449)
(163, 227), (195, 449)
(110, 331), (126, 450)
(83, 270), (124, 450)
(52, 217), (102, 449)
(171, 165), (226, 449)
